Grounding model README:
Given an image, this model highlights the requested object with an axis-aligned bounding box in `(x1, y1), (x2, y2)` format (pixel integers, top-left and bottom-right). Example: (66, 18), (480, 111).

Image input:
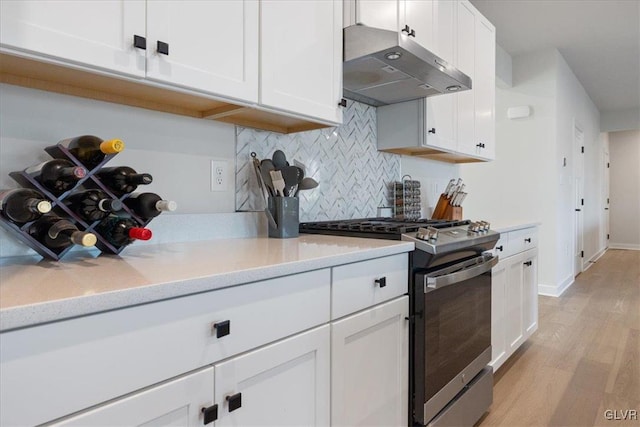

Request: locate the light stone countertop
(0, 235), (414, 332)
(491, 221), (542, 234)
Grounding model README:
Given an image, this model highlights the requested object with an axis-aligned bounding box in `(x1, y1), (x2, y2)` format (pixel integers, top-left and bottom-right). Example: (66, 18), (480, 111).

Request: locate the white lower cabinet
(490, 226), (539, 372)
(50, 368), (214, 427)
(331, 297), (409, 427)
(214, 325), (330, 426)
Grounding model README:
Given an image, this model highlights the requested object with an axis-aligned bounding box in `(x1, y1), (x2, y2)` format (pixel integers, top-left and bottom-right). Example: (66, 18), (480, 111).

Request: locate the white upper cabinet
(353, 0), (399, 31)
(0, 0), (145, 77)
(474, 16), (497, 159)
(146, 0), (259, 102)
(455, 0), (478, 157)
(260, 0), (343, 124)
(404, 1), (435, 51)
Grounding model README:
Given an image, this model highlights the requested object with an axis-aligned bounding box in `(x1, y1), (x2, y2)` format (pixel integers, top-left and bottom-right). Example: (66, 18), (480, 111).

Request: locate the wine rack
(0, 142), (153, 261)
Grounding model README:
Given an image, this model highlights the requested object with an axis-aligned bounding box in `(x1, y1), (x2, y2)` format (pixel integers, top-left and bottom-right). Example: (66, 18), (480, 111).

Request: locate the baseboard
(609, 243), (640, 250)
(583, 247), (608, 272)
(538, 274), (574, 297)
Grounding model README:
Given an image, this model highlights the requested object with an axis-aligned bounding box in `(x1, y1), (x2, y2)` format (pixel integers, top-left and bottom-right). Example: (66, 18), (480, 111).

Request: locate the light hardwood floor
(478, 249), (640, 427)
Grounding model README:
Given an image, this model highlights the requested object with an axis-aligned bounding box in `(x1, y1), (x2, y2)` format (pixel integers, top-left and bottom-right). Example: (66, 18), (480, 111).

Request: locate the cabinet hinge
(581, 250), (584, 258)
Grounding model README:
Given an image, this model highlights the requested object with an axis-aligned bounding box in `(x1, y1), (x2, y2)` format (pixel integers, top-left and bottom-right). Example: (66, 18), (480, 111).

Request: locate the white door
(0, 0), (145, 77)
(522, 253), (538, 336)
(455, 1), (476, 156)
(260, 0), (343, 124)
(473, 17), (496, 160)
(574, 124), (585, 276)
(331, 297), (408, 427)
(505, 254), (524, 352)
(604, 150), (610, 248)
(490, 261), (508, 371)
(214, 326), (330, 426)
(425, 0), (456, 150)
(146, 0), (259, 102)
(49, 368), (214, 426)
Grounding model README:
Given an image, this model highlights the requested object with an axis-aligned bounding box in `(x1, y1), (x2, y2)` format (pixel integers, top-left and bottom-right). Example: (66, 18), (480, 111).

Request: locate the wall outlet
(211, 160), (229, 192)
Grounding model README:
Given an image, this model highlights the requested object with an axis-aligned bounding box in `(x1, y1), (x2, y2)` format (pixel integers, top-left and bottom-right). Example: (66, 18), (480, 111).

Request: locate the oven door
(414, 254), (497, 425)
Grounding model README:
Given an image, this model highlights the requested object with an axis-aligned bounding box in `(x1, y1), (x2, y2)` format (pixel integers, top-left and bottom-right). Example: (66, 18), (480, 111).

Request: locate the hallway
(479, 249), (640, 426)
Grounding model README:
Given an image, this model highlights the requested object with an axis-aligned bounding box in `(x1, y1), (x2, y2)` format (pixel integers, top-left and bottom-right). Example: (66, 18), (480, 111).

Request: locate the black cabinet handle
(213, 320), (230, 338)
(157, 40), (169, 55)
(604, 208), (609, 210)
(375, 277), (387, 288)
(524, 261), (533, 267)
(402, 25), (411, 34)
(409, 29), (416, 37)
(201, 405), (218, 425)
(476, 143), (486, 148)
(428, 128), (436, 134)
(496, 245), (503, 252)
(133, 35), (146, 50)
(524, 238), (531, 243)
(338, 98), (347, 107)
(226, 393), (242, 412)
(575, 209), (581, 212)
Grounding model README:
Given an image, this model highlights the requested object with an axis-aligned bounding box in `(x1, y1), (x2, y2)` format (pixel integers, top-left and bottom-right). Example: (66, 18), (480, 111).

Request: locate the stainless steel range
(300, 218), (500, 427)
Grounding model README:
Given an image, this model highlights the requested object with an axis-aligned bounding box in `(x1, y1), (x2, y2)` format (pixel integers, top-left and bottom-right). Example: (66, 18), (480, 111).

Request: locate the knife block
(442, 205), (463, 221)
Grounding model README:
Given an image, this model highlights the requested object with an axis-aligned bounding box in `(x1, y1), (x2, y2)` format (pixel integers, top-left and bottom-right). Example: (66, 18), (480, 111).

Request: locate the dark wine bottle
(29, 215), (97, 249)
(95, 216), (152, 247)
(124, 193), (177, 219)
(0, 188), (52, 224)
(59, 135), (125, 169)
(24, 159), (87, 195)
(95, 166), (153, 196)
(65, 189), (123, 222)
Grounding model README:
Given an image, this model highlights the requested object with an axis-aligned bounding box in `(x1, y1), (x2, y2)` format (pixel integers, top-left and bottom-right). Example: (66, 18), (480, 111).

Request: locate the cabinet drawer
(0, 269), (330, 427)
(491, 232), (512, 259)
(332, 254), (408, 319)
(509, 227), (538, 255)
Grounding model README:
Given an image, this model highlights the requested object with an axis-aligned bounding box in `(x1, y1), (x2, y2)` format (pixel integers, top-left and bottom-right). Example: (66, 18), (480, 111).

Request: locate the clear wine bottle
(0, 188), (52, 224)
(95, 166), (153, 196)
(124, 192), (177, 219)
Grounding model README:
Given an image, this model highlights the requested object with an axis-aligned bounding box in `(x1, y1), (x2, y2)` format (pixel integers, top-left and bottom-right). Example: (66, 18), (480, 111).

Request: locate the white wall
(460, 48), (605, 296)
(608, 130), (640, 249)
(601, 108), (640, 133)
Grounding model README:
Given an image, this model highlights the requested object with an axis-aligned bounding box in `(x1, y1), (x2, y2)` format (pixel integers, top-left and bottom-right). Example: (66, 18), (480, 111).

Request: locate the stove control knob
(426, 226), (439, 241)
(416, 227), (439, 241)
(468, 222), (479, 232)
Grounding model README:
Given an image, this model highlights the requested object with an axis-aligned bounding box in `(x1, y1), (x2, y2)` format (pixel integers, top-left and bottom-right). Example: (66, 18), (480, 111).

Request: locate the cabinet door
(455, 1), (477, 156)
(490, 261), (508, 371)
(354, 0), (399, 31)
(146, 0), (258, 102)
(405, 1), (434, 51)
(474, 16), (496, 160)
(260, 0), (343, 124)
(49, 368), (214, 426)
(214, 326), (330, 426)
(331, 297), (408, 427)
(523, 252), (539, 336)
(505, 253), (525, 352)
(0, 0), (145, 77)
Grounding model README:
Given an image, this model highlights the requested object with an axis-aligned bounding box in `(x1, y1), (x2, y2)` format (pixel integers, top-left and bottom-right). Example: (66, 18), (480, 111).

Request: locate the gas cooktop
(299, 218), (471, 240)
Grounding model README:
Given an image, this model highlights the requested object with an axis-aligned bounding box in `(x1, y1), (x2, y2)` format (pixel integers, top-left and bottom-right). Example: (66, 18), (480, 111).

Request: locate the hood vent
(343, 25), (472, 107)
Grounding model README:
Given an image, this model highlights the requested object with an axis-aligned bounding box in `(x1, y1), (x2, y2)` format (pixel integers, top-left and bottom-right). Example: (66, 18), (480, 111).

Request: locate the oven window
(424, 272), (491, 401)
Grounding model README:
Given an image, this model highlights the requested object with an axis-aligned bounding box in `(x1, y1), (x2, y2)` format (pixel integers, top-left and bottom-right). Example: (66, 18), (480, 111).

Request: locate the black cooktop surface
(299, 218), (471, 240)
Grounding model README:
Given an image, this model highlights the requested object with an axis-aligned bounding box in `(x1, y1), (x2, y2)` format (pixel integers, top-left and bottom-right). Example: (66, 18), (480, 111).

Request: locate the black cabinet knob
(402, 25), (411, 34)
(496, 245), (503, 252)
(157, 40), (169, 55)
(524, 261), (533, 267)
(201, 404), (218, 425)
(226, 393), (242, 412)
(338, 98), (347, 107)
(133, 35), (146, 50)
(428, 128), (436, 134)
(409, 29), (416, 37)
(213, 320), (230, 338)
(375, 277), (387, 288)
(524, 238), (531, 243)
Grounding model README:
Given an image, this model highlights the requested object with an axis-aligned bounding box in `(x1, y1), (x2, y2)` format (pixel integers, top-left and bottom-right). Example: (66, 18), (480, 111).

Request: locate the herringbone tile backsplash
(235, 101), (400, 222)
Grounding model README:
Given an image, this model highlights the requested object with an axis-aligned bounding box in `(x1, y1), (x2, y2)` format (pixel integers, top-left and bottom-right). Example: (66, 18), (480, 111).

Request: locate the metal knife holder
(0, 142), (154, 260)
(391, 175), (421, 220)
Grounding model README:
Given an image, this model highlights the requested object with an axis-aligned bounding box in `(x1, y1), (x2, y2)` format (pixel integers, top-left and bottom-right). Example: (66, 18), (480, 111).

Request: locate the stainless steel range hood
(343, 25), (472, 107)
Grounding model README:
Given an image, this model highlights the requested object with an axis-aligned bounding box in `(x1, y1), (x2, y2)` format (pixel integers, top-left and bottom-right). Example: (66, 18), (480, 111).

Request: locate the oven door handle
(424, 255), (498, 292)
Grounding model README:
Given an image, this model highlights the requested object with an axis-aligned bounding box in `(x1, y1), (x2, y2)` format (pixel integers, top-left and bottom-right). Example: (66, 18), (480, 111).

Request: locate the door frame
(573, 120), (585, 277)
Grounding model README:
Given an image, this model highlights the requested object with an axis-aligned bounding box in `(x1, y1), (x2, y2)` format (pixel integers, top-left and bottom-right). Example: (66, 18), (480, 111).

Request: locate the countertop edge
(0, 242), (414, 332)
(493, 222), (541, 233)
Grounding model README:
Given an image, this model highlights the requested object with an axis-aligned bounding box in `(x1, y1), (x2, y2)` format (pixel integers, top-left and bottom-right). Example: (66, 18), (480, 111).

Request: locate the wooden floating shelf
(379, 146), (487, 164)
(0, 52), (332, 135)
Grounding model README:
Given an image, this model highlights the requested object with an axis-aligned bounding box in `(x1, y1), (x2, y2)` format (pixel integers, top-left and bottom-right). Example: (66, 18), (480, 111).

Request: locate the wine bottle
(58, 135), (125, 169)
(95, 166), (153, 196)
(124, 193), (177, 219)
(65, 189), (123, 222)
(0, 188), (52, 224)
(24, 159), (87, 195)
(29, 215), (97, 249)
(95, 216), (152, 247)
